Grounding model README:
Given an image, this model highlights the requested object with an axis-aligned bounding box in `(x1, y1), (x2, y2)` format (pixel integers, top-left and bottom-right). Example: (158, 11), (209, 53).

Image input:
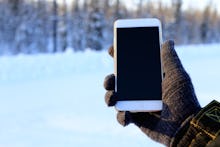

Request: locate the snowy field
(0, 44), (220, 147)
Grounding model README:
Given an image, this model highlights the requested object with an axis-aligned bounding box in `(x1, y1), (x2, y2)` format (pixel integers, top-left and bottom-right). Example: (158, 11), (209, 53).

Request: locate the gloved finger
(108, 45), (114, 58)
(117, 111), (130, 126)
(116, 111), (160, 128)
(105, 90), (117, 106)
(103, 74), (115, 90)
(161, 40), (184, 77)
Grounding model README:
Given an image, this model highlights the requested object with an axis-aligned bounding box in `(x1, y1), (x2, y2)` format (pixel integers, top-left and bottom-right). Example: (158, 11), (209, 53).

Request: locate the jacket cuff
(170, 100), (220, 147)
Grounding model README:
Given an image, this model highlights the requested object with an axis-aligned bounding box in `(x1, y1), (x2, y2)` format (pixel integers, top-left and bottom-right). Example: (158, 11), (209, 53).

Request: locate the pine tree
(52, 0), (58, 52)
(200, 4), (211, 43)
(86, 0), (104, 50)
(71, 0), (87, 51)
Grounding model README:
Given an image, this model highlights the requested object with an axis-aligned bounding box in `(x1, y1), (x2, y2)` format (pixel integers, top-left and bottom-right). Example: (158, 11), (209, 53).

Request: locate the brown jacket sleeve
(170, 100), (220, 147)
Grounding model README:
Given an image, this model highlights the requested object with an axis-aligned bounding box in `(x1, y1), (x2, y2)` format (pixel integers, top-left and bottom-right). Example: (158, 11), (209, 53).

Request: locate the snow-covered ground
(0, 44), (219, 147)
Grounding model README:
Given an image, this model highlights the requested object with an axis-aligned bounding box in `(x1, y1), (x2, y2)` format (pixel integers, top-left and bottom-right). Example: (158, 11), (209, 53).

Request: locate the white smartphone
(114, 18), (163, 112)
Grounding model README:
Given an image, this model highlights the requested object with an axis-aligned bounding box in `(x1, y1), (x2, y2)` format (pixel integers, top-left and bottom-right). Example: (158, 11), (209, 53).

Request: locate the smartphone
(114, 18), (163, 112)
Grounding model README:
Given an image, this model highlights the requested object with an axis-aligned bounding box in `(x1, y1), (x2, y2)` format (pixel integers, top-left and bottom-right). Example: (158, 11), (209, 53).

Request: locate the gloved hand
(104, 40), (201, 146)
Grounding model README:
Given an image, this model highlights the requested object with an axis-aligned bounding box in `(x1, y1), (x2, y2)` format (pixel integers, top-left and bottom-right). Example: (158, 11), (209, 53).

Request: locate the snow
(177, 43), (220, 106)
(0, 44), (220, 147)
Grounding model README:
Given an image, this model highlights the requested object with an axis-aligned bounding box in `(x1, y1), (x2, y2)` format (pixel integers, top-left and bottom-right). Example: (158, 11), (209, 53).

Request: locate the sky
(124, 0), (220, 14)
(175, 0), (220, 12)
(47, 0), (220, 14)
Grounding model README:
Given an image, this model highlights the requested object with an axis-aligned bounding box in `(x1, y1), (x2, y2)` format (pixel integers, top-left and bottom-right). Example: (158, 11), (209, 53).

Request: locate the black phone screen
(116, 27), (162, 101)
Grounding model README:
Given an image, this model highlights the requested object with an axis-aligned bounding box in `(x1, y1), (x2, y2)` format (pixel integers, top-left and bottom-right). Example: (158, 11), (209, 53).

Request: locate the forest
(0, 0), (219, 54)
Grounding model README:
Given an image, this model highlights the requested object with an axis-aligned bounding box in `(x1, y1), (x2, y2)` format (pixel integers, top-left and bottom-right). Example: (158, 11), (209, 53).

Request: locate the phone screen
(116, 27), (162, 101)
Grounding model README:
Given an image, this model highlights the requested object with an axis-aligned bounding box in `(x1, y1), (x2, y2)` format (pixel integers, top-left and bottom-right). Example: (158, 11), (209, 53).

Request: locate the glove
(103, 40), (201, 146)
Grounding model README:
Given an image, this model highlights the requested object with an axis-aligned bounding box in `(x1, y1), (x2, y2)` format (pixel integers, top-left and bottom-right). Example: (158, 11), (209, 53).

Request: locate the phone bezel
(114, 18), (163, 112)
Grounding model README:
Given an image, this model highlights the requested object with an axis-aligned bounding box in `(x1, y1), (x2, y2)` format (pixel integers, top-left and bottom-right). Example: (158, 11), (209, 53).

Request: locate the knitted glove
(104, 40), (201, 146)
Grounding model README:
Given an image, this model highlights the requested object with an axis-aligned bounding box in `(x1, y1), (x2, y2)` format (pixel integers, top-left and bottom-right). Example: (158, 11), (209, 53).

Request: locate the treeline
(0, 0), (220, 54)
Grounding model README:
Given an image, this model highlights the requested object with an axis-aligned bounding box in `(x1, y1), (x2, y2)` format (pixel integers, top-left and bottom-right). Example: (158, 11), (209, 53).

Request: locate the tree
(200, 4), (211, 43)
(114, 0), (125, 19)
(70, 0), (88, 51)
(172, 0), (182, 43)
(8, 0), (21, 14)
(3, 0), (23, 53)
(205, 5), (220, 42)
(86, 0), (105, 50)
(0, 0), (220, 55)
(34, 0), (49, 53)
(52, 0), (58, 52)
(58, 0), (68, 52)
(137, 0), (144, 17)
(103, 0), (110, 16)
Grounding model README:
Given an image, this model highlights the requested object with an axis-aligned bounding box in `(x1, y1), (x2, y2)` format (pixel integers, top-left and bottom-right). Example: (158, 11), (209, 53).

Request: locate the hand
(103, 40), (201, 146)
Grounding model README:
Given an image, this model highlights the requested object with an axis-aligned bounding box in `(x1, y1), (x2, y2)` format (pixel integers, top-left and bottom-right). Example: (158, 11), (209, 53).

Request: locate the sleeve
(170, 100), (220, 147)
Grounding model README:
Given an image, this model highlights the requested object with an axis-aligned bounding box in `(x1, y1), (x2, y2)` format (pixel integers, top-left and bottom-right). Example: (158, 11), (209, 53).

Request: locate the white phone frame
(114, 18), (163, 112)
